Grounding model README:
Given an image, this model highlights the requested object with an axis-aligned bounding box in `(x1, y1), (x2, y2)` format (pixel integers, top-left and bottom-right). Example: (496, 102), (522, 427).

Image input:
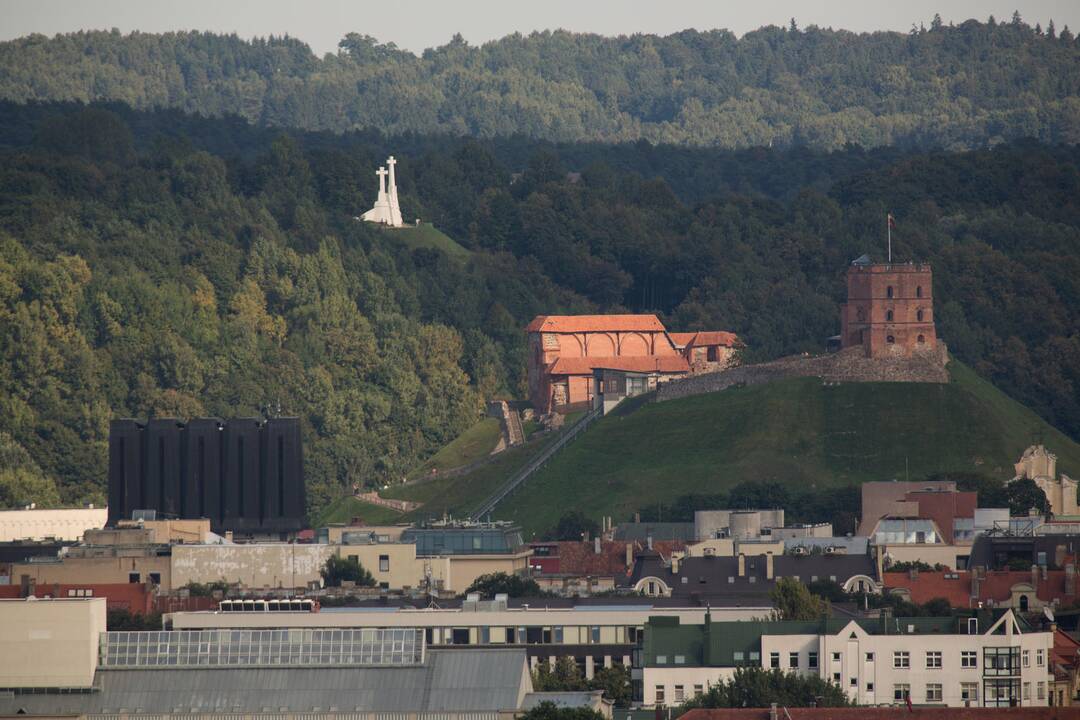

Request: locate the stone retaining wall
(657, 343), (949, 403)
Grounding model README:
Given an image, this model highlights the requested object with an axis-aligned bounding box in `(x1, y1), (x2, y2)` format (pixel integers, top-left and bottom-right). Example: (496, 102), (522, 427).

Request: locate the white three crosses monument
(360, 155), (404, 227)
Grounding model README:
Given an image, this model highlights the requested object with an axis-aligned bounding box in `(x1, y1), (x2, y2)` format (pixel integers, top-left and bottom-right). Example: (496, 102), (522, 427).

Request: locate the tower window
(886, 335), (895, 344)
(917, 335), (926, 344)
(886, 310), (894, 322)
(886, 286), (894, 299)
(917, 309), (924, 321)
(916, 286), (923, 298)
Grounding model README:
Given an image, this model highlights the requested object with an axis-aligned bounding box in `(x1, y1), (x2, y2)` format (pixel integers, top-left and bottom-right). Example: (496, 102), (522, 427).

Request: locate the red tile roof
(679, 330), (742, 348)
(528, 540), (685, 576)
(526, 315), (667, 333)
(884, 569), (1074, 607)
(548, 355), (690, 376)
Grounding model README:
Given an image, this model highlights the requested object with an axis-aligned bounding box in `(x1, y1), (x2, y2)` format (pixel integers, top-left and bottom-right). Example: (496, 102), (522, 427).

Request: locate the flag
(888, 213), (897, 229)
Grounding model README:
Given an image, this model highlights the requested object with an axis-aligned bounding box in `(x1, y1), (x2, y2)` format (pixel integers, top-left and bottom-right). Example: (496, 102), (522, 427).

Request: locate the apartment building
(642, 610), (1053, 708)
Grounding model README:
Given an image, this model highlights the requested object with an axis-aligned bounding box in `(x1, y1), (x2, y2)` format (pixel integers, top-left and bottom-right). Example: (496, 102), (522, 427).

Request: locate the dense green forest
(0, 102), (1077, 516)
(1, 14), (1079, 149)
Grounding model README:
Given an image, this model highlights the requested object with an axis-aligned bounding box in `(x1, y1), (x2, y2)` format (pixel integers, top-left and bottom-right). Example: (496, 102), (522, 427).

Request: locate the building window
(917, 334), (926, 343)
(656, 655), (667, 665)
(733, 652), (744, 663)
(850, 677), (858, 687)
(832, 652), (841, 662)
(451, 628), (469, 645)
(480, 627), (490, 644)
(693, 684), (704, 696)
(961, 651), (977, 668)
(128, 572), (140, 583)
(865, 652), (875, 662)
(707, 346), (718, 362)
(894, 651), (910, 669)
(673, 685), (685, 704)
(1023, 650), (1030, 668)
(674, 655), (686, 665)
(926, 684), (943, 702)
(916, 286), (923, 298)
(808, 652), (818, 668)
(833, 672), (841, 682)
(591, 626), (600, 643)
(553, 627), (563, 643)
(961, 682), (978, 702)
(379, 555), (389, 572)
(148, 573), (161, 585)
(1037, 649), (1045, 667)
(886, 309), (894, 321)
(770, 652), (780, 669)
(1038, 682), (1046, 700)
(887, 286), (894, 299)
(985, 678), (1020, 707)
(917, 309), (924, 321)
(789, 652), (799, 668)
(893, 684), (910, 701)
(985, 647), (1020, 676)
(749, 652), (760, 662)
(655, 686), (665, 705)
(867, 682), (874, 692)
(926, 651), (942, 669)
(1023, 682), (1031, 701)
(886, 335), (896, 344)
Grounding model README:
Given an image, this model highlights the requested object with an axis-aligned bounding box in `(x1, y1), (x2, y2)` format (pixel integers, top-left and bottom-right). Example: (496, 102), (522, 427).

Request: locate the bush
(320, 555), (375, 587)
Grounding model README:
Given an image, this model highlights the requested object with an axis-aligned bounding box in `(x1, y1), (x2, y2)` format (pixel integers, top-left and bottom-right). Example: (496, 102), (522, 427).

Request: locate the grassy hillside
(484, 361), (1080, 536)
(406, 417), (502, 481)
(313, 497), (405, 528)
(382, 224), (470, 260)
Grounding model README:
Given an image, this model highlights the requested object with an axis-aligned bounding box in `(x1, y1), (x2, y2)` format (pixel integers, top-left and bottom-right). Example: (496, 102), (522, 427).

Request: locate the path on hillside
(471, 407), (601, 519)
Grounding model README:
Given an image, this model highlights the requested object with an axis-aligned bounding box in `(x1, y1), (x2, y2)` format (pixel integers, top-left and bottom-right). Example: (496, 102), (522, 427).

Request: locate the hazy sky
(2, 0), (1078, 56)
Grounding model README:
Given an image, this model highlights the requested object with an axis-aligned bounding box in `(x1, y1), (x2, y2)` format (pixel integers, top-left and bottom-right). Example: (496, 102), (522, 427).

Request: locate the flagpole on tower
(887, 212), (894, 263)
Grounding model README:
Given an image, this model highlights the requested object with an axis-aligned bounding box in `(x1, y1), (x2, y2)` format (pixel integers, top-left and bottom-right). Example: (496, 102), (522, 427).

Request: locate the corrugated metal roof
(0, 649), (528, 716)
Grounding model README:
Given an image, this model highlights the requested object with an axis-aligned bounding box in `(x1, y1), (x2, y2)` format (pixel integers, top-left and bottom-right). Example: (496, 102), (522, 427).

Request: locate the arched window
(917, 334), (926, 344)
(916, 286), (923, 298)
(1019, 595), (1029, 612)
(917, 309), (924, 322)
(886, 335), (895, 344)
(886, 310), (894, 322)
(856, 307), (866, 322)
(886, 286), (894, 299)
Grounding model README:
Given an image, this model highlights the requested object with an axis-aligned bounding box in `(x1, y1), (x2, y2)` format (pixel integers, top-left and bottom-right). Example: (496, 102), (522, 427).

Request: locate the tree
(588, 665), (632, 707)
(769, 577), (829, 621)
(532, 661), (632, 707)
(464, 572), (544, 598)
(320, 555), (375, 587)
(682, 667), (849, 708)
(546, 511), (600, 541)
(517, 702), (606, 720)
(1007, 478), (1050, 516)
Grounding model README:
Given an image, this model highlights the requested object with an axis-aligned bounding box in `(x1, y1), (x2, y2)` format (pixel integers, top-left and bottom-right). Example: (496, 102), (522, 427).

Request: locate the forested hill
(2, 15), (1080, 149)
(0, 103), (1077, 515)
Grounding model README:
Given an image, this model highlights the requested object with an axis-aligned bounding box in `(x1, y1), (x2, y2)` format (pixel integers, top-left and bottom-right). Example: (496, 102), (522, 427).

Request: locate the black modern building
(107, 417), (305, 535)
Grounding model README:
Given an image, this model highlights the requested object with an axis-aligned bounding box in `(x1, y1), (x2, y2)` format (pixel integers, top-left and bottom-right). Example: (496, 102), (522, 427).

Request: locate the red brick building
(526, 315), (739, 413)
(840, 256), (937, 358)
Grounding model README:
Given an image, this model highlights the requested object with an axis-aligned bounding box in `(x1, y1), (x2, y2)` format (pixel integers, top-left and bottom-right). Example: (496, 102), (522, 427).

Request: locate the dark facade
(108, 417), (304, 535)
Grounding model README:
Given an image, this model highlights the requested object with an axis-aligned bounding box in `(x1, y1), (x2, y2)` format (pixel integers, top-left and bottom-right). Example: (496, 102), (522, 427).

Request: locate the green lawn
(312, 496), (407, 527)
(489, 359), (1080, 536)
(406, 417), (502, 481)
(383, 224), (470, 260)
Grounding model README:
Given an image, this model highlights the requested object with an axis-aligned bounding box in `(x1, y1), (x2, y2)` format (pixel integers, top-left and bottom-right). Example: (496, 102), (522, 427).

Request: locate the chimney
(672, 555), (680, 574)
(626, 543), (633, 568)
(766, 552), (774, 580)
(225, 531), (234, 543)
(634, 513), (641, 523)
(594, 536), (601, 555)
(1066, 564), (1075, 596)
(647, 536), (653, 551)
(738, 553), (746, 578)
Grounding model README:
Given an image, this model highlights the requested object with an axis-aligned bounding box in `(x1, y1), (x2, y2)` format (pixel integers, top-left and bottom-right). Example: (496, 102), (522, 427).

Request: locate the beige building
(1014, 445), (1078, 516)
(10, 527), (174, 590)
(0, 597), (106, 688)
(0, 506), (107, 542)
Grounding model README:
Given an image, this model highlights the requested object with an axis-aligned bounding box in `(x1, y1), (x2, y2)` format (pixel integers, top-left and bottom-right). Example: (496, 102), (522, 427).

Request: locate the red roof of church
(548, 355), (690, 376)
(526, 314), (667, 333)
(671, 330), (742, 348)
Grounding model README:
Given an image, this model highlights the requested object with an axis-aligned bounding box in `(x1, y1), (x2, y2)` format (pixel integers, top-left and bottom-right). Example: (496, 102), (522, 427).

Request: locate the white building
(642, 610), (1053, 708)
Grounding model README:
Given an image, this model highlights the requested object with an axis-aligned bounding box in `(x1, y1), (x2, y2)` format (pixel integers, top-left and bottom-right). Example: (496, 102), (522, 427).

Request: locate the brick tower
(840, 255), (936, 358)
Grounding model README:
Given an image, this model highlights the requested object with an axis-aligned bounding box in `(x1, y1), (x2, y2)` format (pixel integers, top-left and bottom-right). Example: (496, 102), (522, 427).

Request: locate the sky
(2, 0), (1078, 56)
